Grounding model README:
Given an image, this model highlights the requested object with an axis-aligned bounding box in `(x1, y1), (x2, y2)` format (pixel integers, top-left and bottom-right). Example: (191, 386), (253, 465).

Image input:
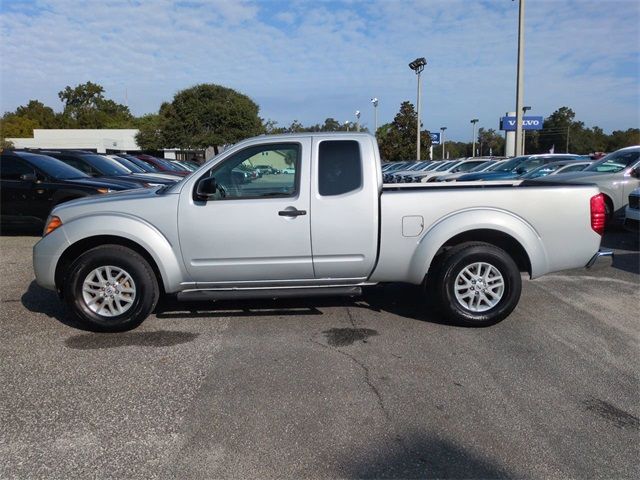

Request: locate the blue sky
(1, 0), (638, 141)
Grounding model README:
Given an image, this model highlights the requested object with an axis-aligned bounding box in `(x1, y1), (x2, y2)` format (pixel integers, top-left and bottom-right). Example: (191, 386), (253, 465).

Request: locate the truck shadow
(601, 230), (639, 275)
(21, 280), (453, 329)
(338, 431), (513, 479)
(154, 283), (452, 326)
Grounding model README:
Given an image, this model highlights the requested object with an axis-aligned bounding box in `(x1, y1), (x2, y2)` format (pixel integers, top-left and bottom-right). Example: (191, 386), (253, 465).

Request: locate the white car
(624, 187), (639, 233)
(282, 167), (296, 174)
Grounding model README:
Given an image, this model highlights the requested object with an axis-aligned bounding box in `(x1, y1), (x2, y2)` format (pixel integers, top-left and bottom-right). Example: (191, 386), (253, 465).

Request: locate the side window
(0, 155), (34, 180)
(318, 140), (362, 196)
(207, 143), (300, 200)
(562, 163), (586, 173)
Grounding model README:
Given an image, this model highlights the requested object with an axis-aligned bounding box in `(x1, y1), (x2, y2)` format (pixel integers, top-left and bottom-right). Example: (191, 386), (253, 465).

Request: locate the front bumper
(585, 249), (614, 271)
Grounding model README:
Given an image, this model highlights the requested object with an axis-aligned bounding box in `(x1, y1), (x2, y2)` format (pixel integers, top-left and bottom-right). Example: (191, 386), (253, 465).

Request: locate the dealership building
(6, 129), (211, 161)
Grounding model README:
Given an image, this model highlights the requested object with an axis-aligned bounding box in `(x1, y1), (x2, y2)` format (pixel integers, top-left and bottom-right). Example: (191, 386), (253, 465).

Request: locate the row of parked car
(382, 154), (595, 184)
(383, 146), (640, 226)
(0, 149), (200, 232)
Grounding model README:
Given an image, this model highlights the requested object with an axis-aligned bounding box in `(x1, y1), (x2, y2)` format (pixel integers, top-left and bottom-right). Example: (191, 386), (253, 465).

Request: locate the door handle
(278, 209), (307, 217)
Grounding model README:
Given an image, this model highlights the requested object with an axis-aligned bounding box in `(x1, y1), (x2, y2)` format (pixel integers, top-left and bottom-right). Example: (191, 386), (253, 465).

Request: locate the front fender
(407, 208), (549, 283)
(45, 213), (186, 293)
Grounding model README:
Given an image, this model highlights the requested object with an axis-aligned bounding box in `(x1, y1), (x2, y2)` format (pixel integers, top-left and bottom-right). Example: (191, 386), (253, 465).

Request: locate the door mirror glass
(196, 176), (218, 200)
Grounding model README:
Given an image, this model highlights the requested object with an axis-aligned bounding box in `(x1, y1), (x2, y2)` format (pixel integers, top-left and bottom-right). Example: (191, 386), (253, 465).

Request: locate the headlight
(43, 215), (62, 236)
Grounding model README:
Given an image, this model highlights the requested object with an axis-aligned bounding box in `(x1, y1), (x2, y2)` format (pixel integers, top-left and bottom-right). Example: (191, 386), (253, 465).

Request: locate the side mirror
(515, 167), (526, 175)
(631, 167), (640, 178)
(20, 173), (37, 182)
(196, 176), (217, 200)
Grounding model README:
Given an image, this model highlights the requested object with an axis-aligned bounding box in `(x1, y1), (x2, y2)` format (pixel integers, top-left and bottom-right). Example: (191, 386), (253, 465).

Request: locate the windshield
(79, 154), (131, 175)
(584, 149), (640, 173)
(455, 161), (487, 172)
(493, 156), (530, 172)
(469, 161), (493, 172)
(435, 161), (456, 172)
(16, 152), (89, 179)
(522, 163), (565, 178)
(111, 156), (145, 173)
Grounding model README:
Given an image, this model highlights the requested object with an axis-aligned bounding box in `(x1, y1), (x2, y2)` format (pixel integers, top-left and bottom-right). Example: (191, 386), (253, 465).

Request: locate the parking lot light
(470, 119), (479, 157)
(522, 105), (531, 154)
(371, 98), (379, 133)
(440, 126), (447, 160)
(409, 57), (427, 160)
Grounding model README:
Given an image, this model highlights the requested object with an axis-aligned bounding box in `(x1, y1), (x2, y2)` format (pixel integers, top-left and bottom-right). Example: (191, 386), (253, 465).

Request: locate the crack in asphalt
(310, 307), (412, 455)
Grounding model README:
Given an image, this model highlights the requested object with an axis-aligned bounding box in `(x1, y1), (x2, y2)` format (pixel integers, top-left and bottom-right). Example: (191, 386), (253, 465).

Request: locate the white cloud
(0, 0), (638, 140)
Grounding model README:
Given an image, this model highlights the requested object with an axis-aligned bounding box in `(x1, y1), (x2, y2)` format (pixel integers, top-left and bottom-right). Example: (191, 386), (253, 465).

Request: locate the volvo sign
(500, 116), (544, 131)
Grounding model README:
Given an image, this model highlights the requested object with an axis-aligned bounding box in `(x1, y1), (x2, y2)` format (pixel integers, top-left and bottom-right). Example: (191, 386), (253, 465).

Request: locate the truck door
(310, 138), (379, 281)
(178, 139), (314, 285)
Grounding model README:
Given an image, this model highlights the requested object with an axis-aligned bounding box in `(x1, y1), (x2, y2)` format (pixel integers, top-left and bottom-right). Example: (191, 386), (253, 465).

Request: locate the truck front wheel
(63, 245), (159, 332)
(431, 242), (521, 327)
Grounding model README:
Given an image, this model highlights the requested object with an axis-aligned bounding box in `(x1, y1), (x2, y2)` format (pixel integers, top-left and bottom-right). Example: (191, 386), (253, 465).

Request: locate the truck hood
(51, 185), (170, 217)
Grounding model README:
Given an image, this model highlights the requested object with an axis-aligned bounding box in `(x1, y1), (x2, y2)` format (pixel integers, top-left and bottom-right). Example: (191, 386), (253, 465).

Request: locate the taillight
(590, 193), (606, 235)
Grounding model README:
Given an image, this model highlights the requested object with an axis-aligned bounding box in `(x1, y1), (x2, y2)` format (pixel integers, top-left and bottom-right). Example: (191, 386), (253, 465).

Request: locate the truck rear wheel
(431, 242), (521, 327)
(63, 245), (159, 332)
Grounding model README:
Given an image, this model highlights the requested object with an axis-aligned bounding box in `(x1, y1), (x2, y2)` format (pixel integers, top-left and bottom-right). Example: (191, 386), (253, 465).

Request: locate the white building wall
(7, 129), (140, 153)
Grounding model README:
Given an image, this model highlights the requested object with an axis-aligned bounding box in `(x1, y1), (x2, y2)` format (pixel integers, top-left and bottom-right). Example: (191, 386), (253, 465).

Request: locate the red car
(135, 154), (191, 176)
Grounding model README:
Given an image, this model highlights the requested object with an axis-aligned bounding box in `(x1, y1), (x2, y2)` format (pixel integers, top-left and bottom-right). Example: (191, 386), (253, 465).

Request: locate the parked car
(107, 155), (183, 182)
(456, 154), (583, 182)
(540, 146), (640, 222)
(389, 161), (438, 183)
(41, 150), (175, 187)
(135, 154), (191, 176)
(521, 160), (593, 179)
(255, 164), (277, 174)
(437, 160), (505, 182)
(282, 167), (295, 174)
(34, 133), (609, 332)
(112, 153), (185, 181)
(624, 187), (640, 233)
(422, 158), (494, 182)
(1, 151), (129, 231)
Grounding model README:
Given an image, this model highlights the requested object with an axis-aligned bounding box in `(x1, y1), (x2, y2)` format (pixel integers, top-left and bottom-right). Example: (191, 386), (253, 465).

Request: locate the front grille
(629, 195), (639, 210)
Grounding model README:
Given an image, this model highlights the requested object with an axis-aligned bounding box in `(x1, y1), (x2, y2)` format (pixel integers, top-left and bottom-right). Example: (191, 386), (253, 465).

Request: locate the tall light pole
(371, 98), (379, 133)
(522, 105), (531, 154)
(514, 0), (526, 156)
(355, 110), (361, 132)
(470, 119), (479, 157)
(344, 121), (350, 132)
(409, 57), (427, 160)
(440, 126), (447, 160)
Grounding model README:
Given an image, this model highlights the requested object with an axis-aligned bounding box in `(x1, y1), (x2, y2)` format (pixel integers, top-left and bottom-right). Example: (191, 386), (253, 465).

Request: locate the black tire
(63, 245), (159, 332)
(430, 242), (521, 327)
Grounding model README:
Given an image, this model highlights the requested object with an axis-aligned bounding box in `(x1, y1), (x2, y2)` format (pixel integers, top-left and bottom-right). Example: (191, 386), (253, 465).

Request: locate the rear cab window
(318, 140), (362, 196)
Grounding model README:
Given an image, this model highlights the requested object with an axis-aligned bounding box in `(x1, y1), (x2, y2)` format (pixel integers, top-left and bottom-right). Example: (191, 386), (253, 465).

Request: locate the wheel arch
(407, 209), (549, 284)
(55, 235), (165, 295)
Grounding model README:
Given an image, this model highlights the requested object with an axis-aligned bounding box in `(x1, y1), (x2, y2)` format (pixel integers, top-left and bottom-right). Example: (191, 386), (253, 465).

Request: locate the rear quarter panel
(370, 183), (602, 284)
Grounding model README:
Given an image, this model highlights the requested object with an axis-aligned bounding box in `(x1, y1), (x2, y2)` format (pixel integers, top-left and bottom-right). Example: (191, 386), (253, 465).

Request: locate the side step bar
(177, 286), (362, 302)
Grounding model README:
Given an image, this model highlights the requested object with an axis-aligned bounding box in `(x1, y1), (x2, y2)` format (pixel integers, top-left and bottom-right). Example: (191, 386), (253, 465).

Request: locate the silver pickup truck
(33, 133), (611, 331)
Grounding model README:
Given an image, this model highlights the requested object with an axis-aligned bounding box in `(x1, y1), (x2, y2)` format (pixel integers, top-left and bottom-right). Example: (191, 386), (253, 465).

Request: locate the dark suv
(1, 151), (129, 232)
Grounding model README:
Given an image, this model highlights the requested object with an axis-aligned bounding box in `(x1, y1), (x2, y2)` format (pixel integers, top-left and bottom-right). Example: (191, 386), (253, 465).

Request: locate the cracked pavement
(1, 231), (638, 479)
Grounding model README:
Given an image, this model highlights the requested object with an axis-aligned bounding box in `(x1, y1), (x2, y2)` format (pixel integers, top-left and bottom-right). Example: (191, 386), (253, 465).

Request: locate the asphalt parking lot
(1, 231), (638, 479)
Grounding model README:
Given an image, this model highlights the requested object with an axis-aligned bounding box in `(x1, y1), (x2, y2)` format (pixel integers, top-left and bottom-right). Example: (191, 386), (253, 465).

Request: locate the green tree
(477, 128), (505, 156)
(377, 101), (431, 161)
(148, 84), (263, 153)
(538, 106), (586, 154)
(606, 128), (640, 152)
(0, 114), (39, 139)
(58, 81), (133, 128)
(15, 100), (58, 128)
(134, 113), (165, 151)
